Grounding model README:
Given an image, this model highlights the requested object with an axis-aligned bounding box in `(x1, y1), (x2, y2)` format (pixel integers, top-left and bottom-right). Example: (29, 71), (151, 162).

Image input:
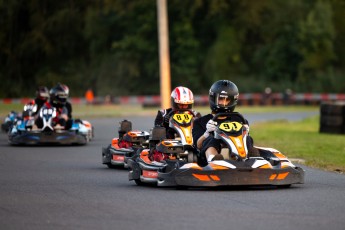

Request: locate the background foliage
(1, 0), (345, 97)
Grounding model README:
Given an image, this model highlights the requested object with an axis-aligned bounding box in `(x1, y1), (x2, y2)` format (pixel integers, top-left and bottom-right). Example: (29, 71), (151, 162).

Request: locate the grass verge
(251, 116), (345, 173)
(0, 104), (318, 118)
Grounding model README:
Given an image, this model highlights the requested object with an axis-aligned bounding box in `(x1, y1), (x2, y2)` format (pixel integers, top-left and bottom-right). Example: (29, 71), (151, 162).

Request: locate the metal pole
(157, 0), (171, 109)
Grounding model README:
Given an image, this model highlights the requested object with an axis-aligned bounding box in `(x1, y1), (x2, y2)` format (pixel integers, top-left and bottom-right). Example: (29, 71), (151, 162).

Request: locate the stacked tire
(320, 102), (345, 134)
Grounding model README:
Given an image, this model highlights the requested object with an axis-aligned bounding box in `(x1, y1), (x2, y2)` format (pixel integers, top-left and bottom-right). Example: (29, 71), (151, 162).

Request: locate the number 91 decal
(219, 121), (243, 132)
(172, 114), (193, 124)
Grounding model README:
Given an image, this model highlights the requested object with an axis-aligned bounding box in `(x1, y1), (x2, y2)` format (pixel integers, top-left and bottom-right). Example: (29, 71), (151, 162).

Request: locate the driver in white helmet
(154, 86), (200, 139)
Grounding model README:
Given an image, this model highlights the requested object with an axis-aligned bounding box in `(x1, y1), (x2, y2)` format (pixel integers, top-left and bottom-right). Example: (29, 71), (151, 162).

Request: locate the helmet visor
(215, 94), (236, 108)
(176, 103), (193, 110)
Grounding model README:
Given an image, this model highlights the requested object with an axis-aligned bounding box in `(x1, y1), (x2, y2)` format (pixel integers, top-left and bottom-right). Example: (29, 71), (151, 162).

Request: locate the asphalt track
(1, 112), (345, 230)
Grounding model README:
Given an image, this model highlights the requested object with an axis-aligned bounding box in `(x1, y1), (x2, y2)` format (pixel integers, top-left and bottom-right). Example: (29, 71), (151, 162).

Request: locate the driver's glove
(244, 124), (250, 133)
(163, 114), (170, 125)
(203, 120), (217, 138)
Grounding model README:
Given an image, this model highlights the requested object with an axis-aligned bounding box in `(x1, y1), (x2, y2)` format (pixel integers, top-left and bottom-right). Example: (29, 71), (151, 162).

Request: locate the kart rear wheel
(187, 151), (197, 163)
(106, 163), (117, 169)
(176, 185), (188, 190)
(134, 179), (144, 186)
(277, 184), (291, 189)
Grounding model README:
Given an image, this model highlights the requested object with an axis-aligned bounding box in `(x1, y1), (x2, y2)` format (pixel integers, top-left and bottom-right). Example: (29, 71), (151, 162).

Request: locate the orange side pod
(111, 138), (119, 148)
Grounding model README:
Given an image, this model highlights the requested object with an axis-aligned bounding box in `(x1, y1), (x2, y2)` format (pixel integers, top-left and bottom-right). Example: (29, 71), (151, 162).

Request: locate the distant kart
(157, 112), (305, 188)
(1, 111), (19, 133)
(102, 120), (150, 168)
(8, 105), (93, 145)
(127, 110), (198, 186)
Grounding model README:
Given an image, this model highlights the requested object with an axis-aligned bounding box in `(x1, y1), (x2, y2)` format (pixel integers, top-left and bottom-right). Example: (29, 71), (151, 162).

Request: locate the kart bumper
(110, 147), (134, 166)
(157, 166), (305, 187)
(9, 130), (88, 145)
(102, 146), (134, 167)
(127, 158), (164, 184)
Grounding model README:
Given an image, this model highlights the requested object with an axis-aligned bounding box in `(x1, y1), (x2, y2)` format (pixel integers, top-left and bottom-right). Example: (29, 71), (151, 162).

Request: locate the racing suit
(35, 102), (71, 129)
(152, 108), (200, 162)
(154, 108), (200, 139)
(192, 112), (258, 165)
(34, 98), (47, 116)
(65, 101), (73, 119)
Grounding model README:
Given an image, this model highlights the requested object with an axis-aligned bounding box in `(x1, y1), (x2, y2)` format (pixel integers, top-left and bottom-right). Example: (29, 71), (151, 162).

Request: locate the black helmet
(36, 86), (49, 101)
(49, 83), (68, 107)
(209, 80), (239, 113)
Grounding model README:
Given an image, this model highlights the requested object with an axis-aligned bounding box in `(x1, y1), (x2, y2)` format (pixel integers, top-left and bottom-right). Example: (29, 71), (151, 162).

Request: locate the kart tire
(277, 184), (291, 189)
(176, 185), (188, 190)
(188, 151), (198, 163)
(134, 179), (144, 186)
(106, 163), (117, 169)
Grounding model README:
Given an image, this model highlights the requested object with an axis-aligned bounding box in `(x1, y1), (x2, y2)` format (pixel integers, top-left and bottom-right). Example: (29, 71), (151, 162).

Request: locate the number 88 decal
(172, 114), (193, 124)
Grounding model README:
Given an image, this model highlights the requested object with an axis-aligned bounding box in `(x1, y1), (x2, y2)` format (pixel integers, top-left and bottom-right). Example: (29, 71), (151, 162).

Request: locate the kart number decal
(219, 122), (242, 132)
(173, 114), (193, 124)
(112, 155), (124, 162)
(143, 170), (158, 179)
(40, 108), (57, 118)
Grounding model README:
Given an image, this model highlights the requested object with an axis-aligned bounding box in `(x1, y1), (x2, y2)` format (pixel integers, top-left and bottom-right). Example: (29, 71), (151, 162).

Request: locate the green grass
(0, 103), (317, 118)
(251, 116), (345, 173)
(2, 103), (343, 173)
(0, 104), (159, 118)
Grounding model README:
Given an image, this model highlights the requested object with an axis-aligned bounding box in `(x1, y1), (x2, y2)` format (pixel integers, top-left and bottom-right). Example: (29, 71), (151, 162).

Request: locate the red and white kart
(102, 120), (150, 168)
(127, 110), (198, 185)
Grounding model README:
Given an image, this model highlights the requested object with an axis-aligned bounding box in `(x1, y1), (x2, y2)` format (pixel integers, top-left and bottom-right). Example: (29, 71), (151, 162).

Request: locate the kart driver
(36, 83), (71, 129)
(152, 86), (200, 162)
(154, 86), (200, 139)
(60, 83), (73, 119)
(22, 86), (50, 117)
(192, 80), (260, 166)
(34, 86), (50, 116)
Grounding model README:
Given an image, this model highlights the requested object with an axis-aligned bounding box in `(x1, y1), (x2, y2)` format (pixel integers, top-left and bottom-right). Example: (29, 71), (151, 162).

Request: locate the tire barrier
(1, 93), (345, 107)
(320, 102), (345, 134)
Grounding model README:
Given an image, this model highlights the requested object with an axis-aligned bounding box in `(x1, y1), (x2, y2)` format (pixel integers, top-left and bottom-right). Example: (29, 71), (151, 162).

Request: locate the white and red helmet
(171, 86), (194, 110)
(60, 83), (69, 96)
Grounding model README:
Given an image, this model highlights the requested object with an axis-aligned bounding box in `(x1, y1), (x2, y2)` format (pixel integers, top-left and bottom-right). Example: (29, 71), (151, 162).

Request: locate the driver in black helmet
(192, 80), (259, 166)
(59, 83), (73, 119)
(36, 83), (70, 129)
(22, 86), (49, 118)
(34, 86), (50, 115)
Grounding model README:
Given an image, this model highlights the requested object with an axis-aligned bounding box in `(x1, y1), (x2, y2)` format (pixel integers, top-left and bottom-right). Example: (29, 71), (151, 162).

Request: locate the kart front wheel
(277, 184), (291, 189)
(134, 179), (144, 186)
(106, 163), (117, 169)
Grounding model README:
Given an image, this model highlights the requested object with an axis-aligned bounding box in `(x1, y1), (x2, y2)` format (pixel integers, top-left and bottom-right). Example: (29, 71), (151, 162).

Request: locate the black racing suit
(34, 98), (48, 117)
(192, 112), (256, 165)
(65, 101), (73, 119)
(35, 102), (71, 129)
(154, 108), (200, 139)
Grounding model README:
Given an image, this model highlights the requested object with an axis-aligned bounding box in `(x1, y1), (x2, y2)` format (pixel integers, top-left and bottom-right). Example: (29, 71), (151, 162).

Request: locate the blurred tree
(0, 0), (344, 97)
(84, 0), (159, 96)
(297, 0), (336, 91)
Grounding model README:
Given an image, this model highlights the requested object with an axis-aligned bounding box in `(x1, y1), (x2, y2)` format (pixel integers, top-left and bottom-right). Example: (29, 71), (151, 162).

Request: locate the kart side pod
(150, 126), (166, 141)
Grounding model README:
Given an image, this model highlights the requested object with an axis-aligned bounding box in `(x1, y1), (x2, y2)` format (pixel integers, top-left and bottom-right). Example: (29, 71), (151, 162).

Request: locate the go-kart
(102, 120), (150, 168)
(1, 111), (19, 133)
(127, 110), (198, 185)
(8, 105), (93, 145)
(157, 112), (305, 188)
